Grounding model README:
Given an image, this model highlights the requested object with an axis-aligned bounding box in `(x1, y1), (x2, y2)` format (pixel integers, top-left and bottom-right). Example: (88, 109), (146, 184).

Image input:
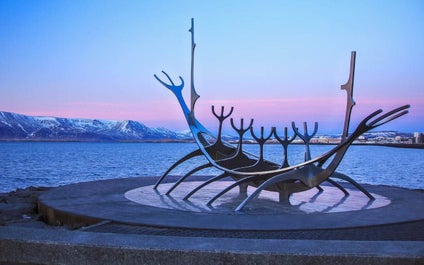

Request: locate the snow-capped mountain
(0, 111), (192, 141)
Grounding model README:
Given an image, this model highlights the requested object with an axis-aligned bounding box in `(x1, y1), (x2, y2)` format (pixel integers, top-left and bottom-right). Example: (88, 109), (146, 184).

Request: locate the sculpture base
(38, 176), (424, 231)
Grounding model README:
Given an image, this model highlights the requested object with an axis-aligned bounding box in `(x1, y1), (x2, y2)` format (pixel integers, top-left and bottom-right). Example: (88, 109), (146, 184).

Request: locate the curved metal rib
(154, 148), (203, 189)
(326, 178), (349, 196)
(329, 173), (374, 200)
(207, 175), (258, 206)
(183, 172), (230, 200)
(316, 185), (324, 192)
(166, 163), (212, 195)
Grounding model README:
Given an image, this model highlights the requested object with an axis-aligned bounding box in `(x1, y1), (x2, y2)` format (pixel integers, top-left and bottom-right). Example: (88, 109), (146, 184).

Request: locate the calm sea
(0, 142), (423, 193)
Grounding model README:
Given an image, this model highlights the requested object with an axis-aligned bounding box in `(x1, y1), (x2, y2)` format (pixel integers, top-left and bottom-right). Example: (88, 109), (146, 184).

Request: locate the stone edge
(0, 226), (423, 265)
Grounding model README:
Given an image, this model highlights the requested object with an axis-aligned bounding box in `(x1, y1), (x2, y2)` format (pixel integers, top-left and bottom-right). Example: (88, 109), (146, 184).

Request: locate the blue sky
(1, 0), (423, 134)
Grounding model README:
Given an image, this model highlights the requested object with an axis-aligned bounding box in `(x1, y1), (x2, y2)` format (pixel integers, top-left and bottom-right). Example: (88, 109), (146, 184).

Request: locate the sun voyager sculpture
(153, 19), (410, 212)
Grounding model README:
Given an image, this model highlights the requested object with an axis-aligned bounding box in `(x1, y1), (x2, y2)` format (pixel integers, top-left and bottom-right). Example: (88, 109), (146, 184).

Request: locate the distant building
(358, 135), (366, 142)
(317, 136), (329, 144)
(414, 132), (423, 144)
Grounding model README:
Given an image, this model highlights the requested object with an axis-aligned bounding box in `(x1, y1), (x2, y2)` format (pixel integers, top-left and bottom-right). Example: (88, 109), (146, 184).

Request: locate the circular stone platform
(38, 176), (424, 231)
(126, 182), (390, 214)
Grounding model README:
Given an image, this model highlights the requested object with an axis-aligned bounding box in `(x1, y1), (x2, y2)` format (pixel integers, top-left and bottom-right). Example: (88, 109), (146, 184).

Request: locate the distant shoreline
(1, 139), (423, 149)
(351, 143), (424, 149)
(0, 139), (194, 143)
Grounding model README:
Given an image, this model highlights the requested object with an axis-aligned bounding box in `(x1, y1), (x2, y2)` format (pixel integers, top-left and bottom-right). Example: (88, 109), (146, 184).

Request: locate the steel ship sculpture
(153, 19), (410, 211)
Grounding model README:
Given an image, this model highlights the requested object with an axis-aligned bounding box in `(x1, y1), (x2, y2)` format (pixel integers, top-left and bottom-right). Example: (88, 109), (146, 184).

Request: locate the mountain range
(0, 111), (191, 142)
(0, 111), (413, 142)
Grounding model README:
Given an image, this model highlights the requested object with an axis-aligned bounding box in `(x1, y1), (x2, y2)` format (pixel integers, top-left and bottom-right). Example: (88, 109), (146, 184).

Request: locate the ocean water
(0, 142), (423, 193)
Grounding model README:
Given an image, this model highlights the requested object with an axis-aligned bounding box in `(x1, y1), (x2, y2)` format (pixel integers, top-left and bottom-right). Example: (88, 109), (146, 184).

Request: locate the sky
(1, 0), (423, 134)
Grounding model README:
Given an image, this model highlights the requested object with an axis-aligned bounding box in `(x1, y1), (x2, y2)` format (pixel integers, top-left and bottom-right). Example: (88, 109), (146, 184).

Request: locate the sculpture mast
(189, 18), (200, 122)
(341, 51), (356, 142)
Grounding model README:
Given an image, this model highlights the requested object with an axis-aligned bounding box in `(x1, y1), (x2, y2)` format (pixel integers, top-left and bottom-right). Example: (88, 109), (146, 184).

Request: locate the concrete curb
(0, 226), (423, 265)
